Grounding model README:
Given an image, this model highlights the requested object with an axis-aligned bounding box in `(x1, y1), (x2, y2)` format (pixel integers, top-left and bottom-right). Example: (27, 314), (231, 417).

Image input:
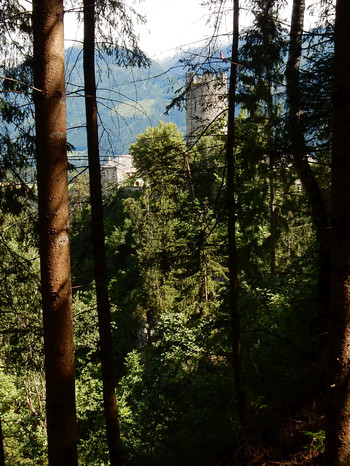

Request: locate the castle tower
(186, 71), (228, 144)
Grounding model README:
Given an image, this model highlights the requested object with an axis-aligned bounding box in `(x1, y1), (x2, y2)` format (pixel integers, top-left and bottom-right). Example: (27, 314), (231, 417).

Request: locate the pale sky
(63, 0), (218, 59)
(63, 0), (331, 60)
(136, 0), (213, 59)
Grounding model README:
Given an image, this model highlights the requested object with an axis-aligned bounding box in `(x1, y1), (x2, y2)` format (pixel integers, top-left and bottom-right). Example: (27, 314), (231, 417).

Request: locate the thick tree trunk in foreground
(285, 0), (330, 319)
(325, 1), (350, 464)
(32, 0), (78, 463)
(226, 0), (246, 426)
(83, 1), (123, 463)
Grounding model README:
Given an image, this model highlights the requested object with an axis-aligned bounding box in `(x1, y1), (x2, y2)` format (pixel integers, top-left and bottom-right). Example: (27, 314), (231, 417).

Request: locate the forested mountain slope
(65, 46), (186, 157)
(2, 0), (344, 463)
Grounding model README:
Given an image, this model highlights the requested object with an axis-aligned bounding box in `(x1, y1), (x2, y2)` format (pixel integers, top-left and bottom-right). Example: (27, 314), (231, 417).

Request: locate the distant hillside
(65, 46), (186, 159)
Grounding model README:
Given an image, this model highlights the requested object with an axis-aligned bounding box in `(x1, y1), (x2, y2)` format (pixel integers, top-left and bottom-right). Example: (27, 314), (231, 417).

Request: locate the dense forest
(1, 0), (349, 464)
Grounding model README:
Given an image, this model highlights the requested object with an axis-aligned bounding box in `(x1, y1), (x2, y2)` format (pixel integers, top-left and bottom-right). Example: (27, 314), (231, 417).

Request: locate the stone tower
(186, 71), (228, 144)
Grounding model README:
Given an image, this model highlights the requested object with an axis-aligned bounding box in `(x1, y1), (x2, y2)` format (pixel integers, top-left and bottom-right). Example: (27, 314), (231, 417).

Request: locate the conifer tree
(83, 0), (123, 462)
(239, 0), (286, 275)
(285, 0), (330, 319)
(225, 0), (246, 426)
(81, 1), (149, 462)
(325, 0), (350, 463)
(32, 0), (78, 462)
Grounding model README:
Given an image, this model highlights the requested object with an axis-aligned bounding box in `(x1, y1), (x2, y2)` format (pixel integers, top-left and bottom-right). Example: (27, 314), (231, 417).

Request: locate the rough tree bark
(83, 0), (123, 463)
(285, 0), (330, 319)
(0, 414), (5, 466)
(269, 157), (276, 275)
(325, 0), (350, 464)
(226, 0), (246, 426)
(32, 0), (78, 463)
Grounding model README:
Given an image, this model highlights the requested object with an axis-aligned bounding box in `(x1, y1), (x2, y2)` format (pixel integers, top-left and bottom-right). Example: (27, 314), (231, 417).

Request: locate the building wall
(101, 154), (141, 190)
(186, 71), (228, 144)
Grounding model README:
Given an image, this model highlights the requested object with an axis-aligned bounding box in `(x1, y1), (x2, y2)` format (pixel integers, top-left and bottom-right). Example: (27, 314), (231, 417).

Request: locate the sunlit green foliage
(0, 0), (335, 462)
(0, 213), (46, 463)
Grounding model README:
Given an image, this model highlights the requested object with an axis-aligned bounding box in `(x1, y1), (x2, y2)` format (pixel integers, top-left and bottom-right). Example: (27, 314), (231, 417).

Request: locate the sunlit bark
(32, 0), (78, 462)
(0, 414), (5, 466)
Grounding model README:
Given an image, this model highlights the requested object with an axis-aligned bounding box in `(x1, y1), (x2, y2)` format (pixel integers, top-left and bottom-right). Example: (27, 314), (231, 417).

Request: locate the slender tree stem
(0, 414), (5, 466)
(285, 0), (330, 320)
(226, 0), (246, 426)
(83, 1), (123, 463)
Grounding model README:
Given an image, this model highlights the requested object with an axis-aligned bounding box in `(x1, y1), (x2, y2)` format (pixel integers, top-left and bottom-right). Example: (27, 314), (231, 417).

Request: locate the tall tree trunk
(32, 0), (78, 463)
(266, 81), (276, 276)
(269, 158), (276, 275)
(285, 0), (330, 320)
(226, 0), (246, 426)
(325, 1), (350, 463)
(0, 414), (5, 466)
(83, 1), (123, 463)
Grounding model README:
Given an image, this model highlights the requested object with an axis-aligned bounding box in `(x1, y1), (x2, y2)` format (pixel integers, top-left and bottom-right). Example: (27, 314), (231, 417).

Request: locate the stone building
(101, 154), (142, 190)
(186, 71), (228, 144)
(101, 72), (227, 189)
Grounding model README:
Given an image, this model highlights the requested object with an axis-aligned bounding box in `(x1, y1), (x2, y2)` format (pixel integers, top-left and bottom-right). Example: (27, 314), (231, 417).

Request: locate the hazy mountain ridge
(65, 46), (186, 158)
